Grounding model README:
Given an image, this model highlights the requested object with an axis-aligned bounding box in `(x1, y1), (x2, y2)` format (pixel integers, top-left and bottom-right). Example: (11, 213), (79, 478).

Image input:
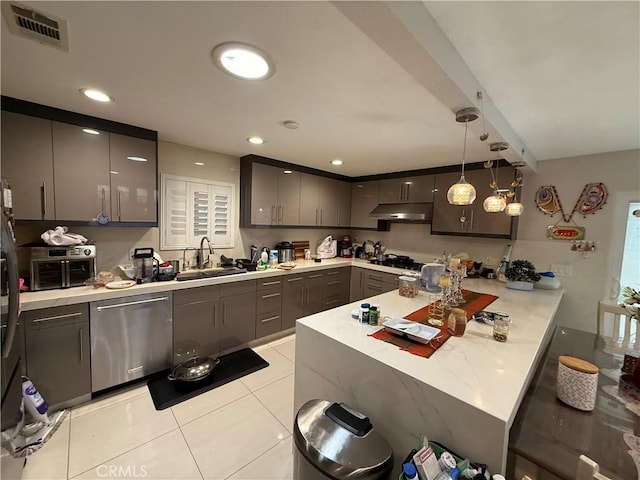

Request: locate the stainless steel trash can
(293, 399), (393, 480)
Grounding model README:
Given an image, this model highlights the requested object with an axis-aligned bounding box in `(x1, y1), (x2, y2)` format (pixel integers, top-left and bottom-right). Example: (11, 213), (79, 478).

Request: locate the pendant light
(483, 142), (508, 212)
(506, 164), (525, 216)
(447, 107), (479, 205)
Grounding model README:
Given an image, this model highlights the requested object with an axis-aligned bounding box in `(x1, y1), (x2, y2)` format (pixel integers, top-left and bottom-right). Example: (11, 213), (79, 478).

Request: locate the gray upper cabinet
(109, 133), (157, 223)
(1, 111), (55, 220)
(1, 100), (157, 225)
(299, 174), (351, 227)
(53, 121), (111, 222)
(351, 181), (379, 229)
(250, 163), (300, 225)
(432, 168), (516, 238)
(379, 175), (435, 203)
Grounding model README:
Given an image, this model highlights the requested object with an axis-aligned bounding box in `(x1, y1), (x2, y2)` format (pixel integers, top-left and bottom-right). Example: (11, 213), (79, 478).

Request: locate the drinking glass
(426, 292), (444, 327)
(493, 313), (511, 342)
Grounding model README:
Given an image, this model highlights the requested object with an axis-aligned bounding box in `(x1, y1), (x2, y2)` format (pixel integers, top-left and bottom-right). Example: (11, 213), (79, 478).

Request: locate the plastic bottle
(369, 306), (379, 326)
(22, 376), (50, 423)
(434, 467), (460, 480)
(402, 462), (418, 480)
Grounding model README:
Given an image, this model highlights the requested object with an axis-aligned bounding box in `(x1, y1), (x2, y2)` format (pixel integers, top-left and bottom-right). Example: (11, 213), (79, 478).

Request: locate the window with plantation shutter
(161, 174), (235, 250)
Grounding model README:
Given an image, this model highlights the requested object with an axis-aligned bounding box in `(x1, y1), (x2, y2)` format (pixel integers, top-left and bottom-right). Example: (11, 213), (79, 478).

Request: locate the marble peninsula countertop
(296, 278), (564, 429)
(4, 258), (416, 312)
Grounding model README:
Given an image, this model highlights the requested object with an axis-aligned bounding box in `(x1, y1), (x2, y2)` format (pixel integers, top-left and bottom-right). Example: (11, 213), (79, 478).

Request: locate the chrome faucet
(182, 247), (197, 271)
(198, 236), (214, 269)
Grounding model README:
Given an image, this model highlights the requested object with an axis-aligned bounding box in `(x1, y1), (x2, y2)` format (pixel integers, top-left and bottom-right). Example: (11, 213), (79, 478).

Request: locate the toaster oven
(30, 245), (97, 291)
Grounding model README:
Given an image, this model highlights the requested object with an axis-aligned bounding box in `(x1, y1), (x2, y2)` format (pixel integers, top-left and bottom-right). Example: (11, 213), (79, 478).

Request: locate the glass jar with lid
(398, 276), (418, 298)
(447, 307), (467, 336)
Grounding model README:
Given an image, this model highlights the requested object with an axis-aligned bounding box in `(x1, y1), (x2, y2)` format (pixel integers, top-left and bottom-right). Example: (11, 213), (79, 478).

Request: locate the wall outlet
(550, 264), (573, 277)
(485, 257), (495, 266)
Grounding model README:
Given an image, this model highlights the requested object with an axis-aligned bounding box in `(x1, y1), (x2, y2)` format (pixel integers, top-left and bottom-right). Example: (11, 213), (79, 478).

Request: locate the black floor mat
(147, 348), (269, 410)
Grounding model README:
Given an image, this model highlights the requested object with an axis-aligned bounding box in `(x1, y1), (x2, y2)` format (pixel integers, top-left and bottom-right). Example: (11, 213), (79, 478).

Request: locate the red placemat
(368, 290), (498, 358)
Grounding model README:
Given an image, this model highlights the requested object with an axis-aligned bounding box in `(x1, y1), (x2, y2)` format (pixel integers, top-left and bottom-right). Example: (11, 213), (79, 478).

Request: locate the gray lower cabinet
(362, 270), (399, 298)
(1, 111), (56, 221)
(350, 267), (366, 302)
(282, 268), (351, 329)
(173, 281), (256, 361)
(23, 304), (91, 408)
(256, 277), (283, 338)
(173, 286), (219, 364)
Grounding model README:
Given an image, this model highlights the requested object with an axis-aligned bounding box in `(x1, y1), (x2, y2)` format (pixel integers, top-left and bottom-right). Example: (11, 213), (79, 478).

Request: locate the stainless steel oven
(30, 245), (96, 291)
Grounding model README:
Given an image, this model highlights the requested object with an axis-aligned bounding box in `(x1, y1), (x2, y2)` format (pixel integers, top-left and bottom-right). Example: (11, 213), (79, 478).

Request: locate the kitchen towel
(368, 290), (498, 358)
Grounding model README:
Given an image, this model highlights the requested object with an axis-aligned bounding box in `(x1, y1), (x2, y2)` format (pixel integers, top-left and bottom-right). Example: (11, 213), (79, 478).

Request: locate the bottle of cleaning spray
(22, 376), (50, 424)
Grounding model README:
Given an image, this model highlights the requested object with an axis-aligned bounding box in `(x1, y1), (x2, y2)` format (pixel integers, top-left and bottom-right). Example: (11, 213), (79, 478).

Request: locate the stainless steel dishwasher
(90, 292), (172, 392)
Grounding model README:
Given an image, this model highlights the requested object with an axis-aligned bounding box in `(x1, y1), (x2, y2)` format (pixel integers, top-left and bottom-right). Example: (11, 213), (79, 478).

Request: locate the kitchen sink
(175, 267), (247, 281)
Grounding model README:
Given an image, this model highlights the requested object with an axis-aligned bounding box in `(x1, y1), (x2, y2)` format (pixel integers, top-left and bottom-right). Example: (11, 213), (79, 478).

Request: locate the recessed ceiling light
(194, 162), (204, 166)
(283, 170), (293, 174)
(212, 42), (275, 80)
(247, 136), (264, 145)
(82, 128), (100, 135)
(80, 88), (113, 103)
(331, 159), (343, 166)
(127, 156), (147, 162)
(283, 120), (299, 130)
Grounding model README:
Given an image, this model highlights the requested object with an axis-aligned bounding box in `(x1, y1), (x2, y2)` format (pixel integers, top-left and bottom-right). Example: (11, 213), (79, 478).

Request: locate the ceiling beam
(333, 1), (537, 172)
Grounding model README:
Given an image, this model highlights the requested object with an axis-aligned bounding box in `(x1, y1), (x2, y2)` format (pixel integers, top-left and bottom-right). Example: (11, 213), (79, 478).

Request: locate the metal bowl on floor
(168, 356), (220, 382)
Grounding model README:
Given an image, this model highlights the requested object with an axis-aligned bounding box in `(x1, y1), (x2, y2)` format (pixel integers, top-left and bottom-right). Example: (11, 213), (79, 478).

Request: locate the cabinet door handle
(261, 293), (281, 299)
(262, 280), (280, 286)
(62, 260), (69, 288)
(117, 191), (122, 221)
(308, 274), (322, 278)
(279, 205), (283, 224)
(327, 271), (339, 276)
(366, 283), (382, 290)
(301, 284), (304, 305)
(222, 302), (226, 325)
(315, 208), (318, 225)
(326, 299), (339, 305)
(287, 277), (304, 282)
(367, 274), (382, 280)
(271, 205), (275, 224)
(32, 312), (83, 323)
(405, 183), (411, 201)
(337, 209), (340, 226)
(306, 284), (310, 304)
(95, 296), (168, 311)
(101, 187), (106, 214)
(470, 208), (474, 231)
(261, 315), (280, 323)
(320, 209), (323, 225)
(327, 281), (340, 286)
(213, 303), (217, 327)
(40, 182), (46, 219)
(79, 327), (83, 362)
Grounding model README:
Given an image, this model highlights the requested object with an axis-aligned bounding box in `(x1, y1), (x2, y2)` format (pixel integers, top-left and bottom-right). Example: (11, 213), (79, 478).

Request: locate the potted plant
(504, 259), (541, 291)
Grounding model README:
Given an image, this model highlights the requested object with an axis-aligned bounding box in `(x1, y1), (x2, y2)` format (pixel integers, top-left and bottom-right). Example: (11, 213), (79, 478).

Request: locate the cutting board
(292, 241), (310, 259)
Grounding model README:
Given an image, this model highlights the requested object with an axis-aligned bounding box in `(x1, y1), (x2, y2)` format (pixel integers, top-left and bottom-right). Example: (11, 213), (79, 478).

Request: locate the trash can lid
(294, 399), (393, 479)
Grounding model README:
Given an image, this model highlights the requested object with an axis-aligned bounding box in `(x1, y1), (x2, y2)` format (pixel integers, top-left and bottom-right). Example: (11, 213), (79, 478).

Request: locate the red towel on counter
(368, 289), (498, 358)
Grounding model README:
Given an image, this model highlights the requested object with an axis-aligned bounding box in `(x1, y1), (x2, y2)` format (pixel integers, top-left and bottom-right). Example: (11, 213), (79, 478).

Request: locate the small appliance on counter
(132, 247), (157, 284)
(29, 244), (97, 291)
(275, 241), (295, 263)
(340, 234), (352, 258)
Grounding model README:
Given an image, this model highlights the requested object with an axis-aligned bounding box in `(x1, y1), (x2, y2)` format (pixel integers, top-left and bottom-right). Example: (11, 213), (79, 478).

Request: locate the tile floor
(22, 335), (296, 480)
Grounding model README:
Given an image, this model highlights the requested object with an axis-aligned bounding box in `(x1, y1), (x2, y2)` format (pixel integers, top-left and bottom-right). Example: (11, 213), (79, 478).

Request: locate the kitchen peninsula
(293, 278), (564, 475)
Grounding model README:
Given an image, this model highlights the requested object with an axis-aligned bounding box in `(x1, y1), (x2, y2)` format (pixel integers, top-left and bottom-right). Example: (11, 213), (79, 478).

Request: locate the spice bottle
(447, 308), (467, 336)
(369, 306), (379, 326)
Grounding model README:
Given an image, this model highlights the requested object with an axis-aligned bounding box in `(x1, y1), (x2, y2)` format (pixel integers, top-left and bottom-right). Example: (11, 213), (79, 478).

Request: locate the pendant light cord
(461, 120), (468, 177)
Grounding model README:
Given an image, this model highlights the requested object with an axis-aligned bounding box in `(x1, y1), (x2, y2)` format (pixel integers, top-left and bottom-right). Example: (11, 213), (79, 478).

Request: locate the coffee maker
(340, 235), (352, 258)
(133, 247), (157, 284)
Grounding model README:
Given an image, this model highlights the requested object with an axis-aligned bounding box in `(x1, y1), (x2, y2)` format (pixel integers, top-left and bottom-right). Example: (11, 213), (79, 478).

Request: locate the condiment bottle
(447, 308), (467, 336)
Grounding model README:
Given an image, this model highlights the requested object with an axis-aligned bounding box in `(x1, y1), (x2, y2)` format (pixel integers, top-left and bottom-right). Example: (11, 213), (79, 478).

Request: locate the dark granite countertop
(509, 326), (638, 480)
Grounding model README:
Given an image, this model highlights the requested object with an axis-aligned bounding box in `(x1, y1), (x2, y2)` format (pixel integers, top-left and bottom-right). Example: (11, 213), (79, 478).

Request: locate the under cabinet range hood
(369, 203), (433, 222)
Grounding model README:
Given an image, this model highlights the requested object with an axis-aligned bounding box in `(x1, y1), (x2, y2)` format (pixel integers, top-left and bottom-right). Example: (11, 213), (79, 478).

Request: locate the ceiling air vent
(1, 2), (69, 52)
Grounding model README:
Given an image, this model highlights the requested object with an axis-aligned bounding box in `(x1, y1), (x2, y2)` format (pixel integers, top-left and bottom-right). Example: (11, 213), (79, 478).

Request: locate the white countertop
(296, 278), (563, 426)
(5, 258), (415, 311)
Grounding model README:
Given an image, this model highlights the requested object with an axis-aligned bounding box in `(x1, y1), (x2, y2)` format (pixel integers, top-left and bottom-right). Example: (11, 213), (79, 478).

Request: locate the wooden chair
(576, 454), (613, 480)
(597, 301), (638, 354)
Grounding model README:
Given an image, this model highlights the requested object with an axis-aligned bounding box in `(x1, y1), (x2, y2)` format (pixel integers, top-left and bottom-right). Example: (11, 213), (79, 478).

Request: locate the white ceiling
(1, 1), (638, 177)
